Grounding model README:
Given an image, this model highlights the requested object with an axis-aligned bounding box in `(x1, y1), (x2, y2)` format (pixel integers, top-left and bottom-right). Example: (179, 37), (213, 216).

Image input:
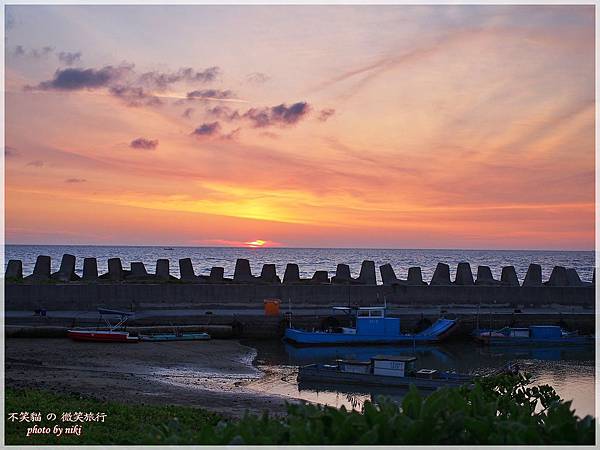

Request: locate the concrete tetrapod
(6, 259), (23, 280)
(283, 264), (301, 284)
(332, 264), (352, 284)
(522, 264), (542, 287)
(83, 258), (98, 281)
(430, 263), (451, 285)
(356, 260), (376, 285)
(407, 267), (427, 286)
(500, 266), (519, 286)
(454, 262), (474, 286)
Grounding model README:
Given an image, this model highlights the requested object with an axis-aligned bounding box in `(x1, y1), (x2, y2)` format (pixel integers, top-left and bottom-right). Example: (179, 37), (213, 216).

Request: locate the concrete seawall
(5, 282), (595, 311)
(5, 255), (596, 310)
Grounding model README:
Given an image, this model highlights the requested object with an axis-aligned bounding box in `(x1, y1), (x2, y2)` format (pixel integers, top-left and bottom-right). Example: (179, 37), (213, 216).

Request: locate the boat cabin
(333, 306), (401, 337)
(336, 359), (371, 374)
(496, 325), (563, 339)
(337, 354), (418, 378)
(371, 355), (416, 377)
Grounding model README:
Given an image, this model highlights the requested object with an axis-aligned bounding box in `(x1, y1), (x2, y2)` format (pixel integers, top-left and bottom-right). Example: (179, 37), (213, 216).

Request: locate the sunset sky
(5, 5), (595, 250)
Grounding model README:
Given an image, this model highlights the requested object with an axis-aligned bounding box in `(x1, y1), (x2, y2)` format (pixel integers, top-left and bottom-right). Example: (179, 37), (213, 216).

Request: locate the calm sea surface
(4, 245), (596, 283)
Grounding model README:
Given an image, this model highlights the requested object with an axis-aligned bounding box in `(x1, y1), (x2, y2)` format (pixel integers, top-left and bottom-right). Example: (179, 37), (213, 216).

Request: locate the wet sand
(5, 338), (295, 417)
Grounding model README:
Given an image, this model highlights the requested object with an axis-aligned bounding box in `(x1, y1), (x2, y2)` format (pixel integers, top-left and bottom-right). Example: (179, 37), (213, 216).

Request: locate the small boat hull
(67, 329), (139, 343)
(298, 364), (471, 390)
(139, 333), (211, 342)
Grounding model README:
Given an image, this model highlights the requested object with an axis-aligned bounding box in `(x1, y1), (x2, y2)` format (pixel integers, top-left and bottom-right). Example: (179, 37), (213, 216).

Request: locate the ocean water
(4, 245), (595, 283)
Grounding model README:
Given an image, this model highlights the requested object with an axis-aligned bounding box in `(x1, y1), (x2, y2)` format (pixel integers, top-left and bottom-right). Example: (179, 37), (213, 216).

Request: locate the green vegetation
(5, 373), (595, 445)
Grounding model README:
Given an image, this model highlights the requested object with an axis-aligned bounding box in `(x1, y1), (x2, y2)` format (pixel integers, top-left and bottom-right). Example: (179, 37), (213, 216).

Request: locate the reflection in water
(245, 340), (595, 417)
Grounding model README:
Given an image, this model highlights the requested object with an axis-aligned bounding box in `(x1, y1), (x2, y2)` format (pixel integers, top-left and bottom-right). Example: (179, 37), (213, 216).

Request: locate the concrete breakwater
(4, 254), (596, 310)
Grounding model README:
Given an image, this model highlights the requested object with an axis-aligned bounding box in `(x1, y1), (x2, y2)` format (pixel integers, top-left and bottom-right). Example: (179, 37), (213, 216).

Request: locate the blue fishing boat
(284, 306), (457, 346)
(473, 325), (593, 346)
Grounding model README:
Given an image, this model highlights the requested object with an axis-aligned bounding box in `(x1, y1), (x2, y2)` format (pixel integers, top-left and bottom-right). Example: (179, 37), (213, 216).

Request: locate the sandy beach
(5, 338), (294, 417)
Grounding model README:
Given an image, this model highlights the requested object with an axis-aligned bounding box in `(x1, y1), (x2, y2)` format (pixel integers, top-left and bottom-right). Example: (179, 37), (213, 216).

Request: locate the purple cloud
(130, 137), (159, 150)
(110, 85), (162, 107)
(246, 72), (270, 84)
(33, 65), (131, 91)
(191, 122), (221, 138)
(138, 66), (220, 91)
(57, 51), (82, 66)
(318, 108), (335, 121)
(183, 107), (195, 119)
(243, 102), (310, 128)
(26, 160), (44, 167)
(186, 89), (234, 100)
(65, 178), (86, 183)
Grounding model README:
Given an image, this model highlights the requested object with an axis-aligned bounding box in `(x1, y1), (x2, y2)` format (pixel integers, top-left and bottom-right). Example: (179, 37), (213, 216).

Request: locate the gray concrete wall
(5, 282), (594, 311)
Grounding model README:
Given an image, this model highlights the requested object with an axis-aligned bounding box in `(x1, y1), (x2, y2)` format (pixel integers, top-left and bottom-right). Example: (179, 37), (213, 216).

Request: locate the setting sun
(245, 240), (266, 248)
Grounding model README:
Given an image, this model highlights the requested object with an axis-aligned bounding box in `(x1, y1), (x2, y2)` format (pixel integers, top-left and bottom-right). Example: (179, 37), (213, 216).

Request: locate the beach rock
(332, 264), (352, 284)
(430, 263), (451, 285)
(27, 255), (51, 281)
(454, 262), (474, 285)
(501, 266), (519, 286)
(52, 254), (79, 282)
(155, 259), (170, 281)
(311, 270), (329, 283)
(356, 260), (376, 285)
(407, 266), (427, 285)
(380, 264), (404, 286)
(5, 259), (23, 280)
(179, 258), (196, 281)
(545, 266), (568, 287)
(283, 264), (300, 284)
(565, 268), (584, 287)
(234, 258), (254, 282)
(475, 266), (500, 286)
(83, 258), (98, 281)
(260, 264), (280, 283)
(108, 258), (124, 282)
(209, 266), (225, 282)
(522, 263), (542, 287)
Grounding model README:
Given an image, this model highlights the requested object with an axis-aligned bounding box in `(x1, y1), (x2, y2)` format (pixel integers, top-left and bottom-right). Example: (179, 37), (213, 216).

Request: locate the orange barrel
(263, 298), (281, 316)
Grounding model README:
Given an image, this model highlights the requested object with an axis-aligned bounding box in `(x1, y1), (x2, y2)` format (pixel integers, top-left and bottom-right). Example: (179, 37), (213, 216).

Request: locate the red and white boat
(67, 308), (139, 343)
